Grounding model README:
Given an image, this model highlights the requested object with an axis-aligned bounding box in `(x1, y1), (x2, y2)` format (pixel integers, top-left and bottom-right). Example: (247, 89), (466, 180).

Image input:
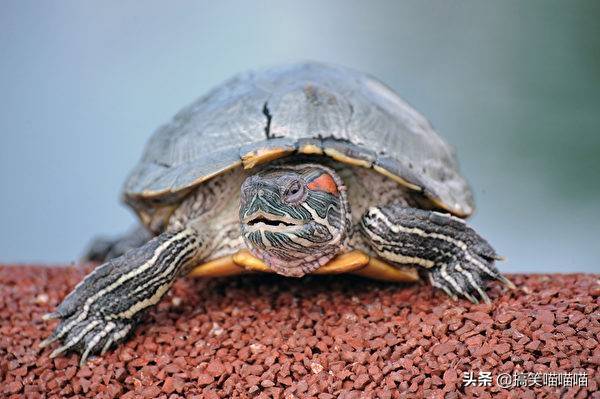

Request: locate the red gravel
(1, 265), (598, 398)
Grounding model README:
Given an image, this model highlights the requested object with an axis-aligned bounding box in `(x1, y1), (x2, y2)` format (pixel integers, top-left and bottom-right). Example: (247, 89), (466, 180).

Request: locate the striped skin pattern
(240, 164), (351, 277)
(360, 205), (513, 304)
(40, 228), (201, 365)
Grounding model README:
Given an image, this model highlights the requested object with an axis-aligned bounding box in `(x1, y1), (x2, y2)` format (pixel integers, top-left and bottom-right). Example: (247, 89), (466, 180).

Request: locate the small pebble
(35, 293), (49, 304)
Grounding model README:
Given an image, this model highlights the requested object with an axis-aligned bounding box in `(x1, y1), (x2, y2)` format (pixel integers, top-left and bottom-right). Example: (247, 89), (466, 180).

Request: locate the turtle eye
(283, 180), (305, 203)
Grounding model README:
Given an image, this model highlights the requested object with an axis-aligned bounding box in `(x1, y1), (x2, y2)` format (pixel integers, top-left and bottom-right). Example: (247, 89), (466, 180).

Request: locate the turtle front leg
(360, 204), (514, 304)
(41, 228), (205, 365)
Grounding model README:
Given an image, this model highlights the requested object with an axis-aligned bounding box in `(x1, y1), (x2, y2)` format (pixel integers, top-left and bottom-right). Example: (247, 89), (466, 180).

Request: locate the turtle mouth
(243, 211), (304, 231)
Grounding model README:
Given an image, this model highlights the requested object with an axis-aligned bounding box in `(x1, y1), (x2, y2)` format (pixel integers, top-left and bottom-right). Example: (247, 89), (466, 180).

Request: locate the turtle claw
(42, 311), (61, 321)
(429, 259), (507, 304)
(39, 258), (139, 365)
(474, 286), (492, 305)
(430, 276), (458, 302)
(498, 275), (516, 290)
(42, 310), (134, 366)
(38, 336), (57, 348)
(464, 292), (479, 305)
(49, 345), (68, 359)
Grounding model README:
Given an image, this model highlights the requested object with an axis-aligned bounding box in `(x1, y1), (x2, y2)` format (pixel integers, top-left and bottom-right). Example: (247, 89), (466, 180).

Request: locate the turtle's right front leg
(41, 227), (204, 365)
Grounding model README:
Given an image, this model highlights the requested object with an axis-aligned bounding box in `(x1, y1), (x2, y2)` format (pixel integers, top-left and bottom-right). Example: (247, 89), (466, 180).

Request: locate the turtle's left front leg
(360, 204), (514, 304)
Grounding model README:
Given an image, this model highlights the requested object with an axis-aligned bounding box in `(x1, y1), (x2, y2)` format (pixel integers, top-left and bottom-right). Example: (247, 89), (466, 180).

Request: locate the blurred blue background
(1, 1), (598, 272)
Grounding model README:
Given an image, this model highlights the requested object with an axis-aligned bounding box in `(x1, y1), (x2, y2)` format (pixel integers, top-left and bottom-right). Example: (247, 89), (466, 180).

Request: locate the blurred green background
(1, 1), (598, 272)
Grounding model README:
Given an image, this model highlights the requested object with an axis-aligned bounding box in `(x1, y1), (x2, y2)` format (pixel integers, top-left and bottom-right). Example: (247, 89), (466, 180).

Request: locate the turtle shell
(123, 62), (475, 225)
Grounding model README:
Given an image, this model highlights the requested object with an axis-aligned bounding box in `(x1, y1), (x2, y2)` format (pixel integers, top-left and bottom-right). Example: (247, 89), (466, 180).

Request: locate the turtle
(41, 62), (514, 365)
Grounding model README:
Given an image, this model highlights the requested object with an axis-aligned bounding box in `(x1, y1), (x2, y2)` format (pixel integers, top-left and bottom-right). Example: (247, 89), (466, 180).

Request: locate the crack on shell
(262, 102), (273, 139)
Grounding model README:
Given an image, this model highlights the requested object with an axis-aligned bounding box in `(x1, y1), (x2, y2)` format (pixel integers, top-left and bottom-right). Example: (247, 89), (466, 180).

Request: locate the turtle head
(239, 164), (350, 277)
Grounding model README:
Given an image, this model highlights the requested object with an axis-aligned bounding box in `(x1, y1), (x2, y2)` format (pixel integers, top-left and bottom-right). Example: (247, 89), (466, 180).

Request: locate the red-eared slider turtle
(41, 62), (514, 364)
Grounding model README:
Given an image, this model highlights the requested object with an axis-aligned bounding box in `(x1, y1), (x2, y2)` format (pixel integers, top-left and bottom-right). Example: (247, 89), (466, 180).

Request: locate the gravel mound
(1, 265), (598, 398)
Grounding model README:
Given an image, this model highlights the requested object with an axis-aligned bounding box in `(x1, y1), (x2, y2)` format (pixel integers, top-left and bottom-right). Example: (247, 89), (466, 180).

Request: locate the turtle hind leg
(42, 227), (206, 365)
(359, 204), (514, 304)
(83, 225), (152, 262)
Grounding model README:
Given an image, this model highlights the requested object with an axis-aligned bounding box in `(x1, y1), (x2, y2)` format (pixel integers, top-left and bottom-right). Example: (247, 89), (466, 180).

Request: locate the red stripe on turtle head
(307, 172), (339, 196)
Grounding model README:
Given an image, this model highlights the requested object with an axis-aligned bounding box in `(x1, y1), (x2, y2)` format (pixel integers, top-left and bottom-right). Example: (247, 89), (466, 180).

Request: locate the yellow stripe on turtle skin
(351, 257), (420, 283)
(241, 148), (295, 169)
